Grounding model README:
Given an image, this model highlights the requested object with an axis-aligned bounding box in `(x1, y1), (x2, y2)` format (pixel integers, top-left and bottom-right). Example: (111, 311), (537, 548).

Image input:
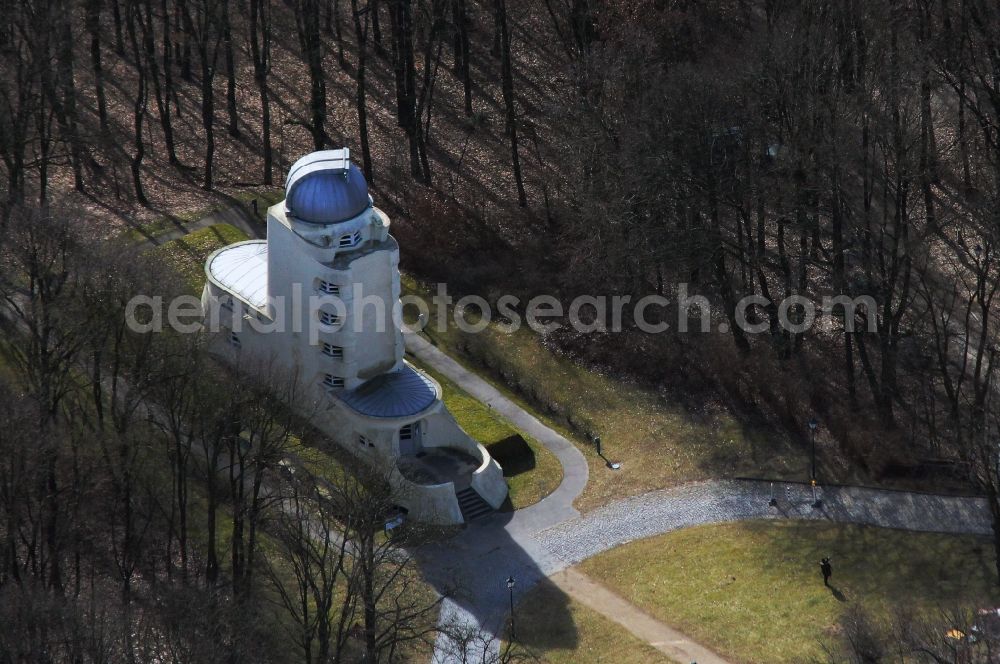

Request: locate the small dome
(338, 365), (438, 418)
(285, 149), (370, 224)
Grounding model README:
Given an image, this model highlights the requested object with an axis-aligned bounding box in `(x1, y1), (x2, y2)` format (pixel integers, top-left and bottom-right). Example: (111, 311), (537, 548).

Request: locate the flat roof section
(337, 364), (438, 418)
(207, 241), (269, 310)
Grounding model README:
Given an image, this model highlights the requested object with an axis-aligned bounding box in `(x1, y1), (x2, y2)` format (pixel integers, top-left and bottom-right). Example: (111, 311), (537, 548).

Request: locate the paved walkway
(550, 568), (731, 664)
(404, 330), (589, 533)
(146, 203), (264, 246)
(405, 318), (992, 663)
(536, 479), (991, 567)
(174, 205), (995, 663)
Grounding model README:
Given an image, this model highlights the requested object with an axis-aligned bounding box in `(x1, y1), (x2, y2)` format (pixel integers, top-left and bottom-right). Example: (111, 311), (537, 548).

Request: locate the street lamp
(506, 576), (516, 640)
(808, 418), (818, 481)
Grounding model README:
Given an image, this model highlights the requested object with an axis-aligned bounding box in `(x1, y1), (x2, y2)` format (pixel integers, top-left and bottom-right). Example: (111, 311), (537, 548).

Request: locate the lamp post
(506, 576), (516, 640)
(808, 418), (821, 508)
(808, 418), (818, 481)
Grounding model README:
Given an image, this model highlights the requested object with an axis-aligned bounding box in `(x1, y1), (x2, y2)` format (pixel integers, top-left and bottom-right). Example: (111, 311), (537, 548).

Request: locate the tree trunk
(86, 0), (109, 133)
(457, 0), (472, 115)
(111, 0), (125, 55)
(250, 0), (273, 184)
(143, 0), (179, 166)
(352, 0), (374, 182)
(56, 11), (83, 191)
(297, 0), (327, 150)
(223, 0), (239, 137)
(126, 5), (149, 206)
(497, 0), (526, 206)
(202, 63), (215, 190)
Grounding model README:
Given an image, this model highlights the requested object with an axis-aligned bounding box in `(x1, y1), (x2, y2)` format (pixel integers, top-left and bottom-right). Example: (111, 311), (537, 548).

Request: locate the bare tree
(296, 0), (329, 151)
(351, 0), (374, 181)
(249, 0), (274, 184)
(265, 474), (352, 664)
(182, 0), (225, 189)
(496, 0), (526, 206)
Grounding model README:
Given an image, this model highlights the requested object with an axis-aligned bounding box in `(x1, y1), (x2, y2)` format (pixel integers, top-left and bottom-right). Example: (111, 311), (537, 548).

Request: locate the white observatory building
(201, 149), (508, 524)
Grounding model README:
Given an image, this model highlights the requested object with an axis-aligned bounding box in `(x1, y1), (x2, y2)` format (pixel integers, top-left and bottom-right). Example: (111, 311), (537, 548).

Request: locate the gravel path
(536, 479), (991, 567)
(404, 328), (993, 663)
(177, 206), (995, 663)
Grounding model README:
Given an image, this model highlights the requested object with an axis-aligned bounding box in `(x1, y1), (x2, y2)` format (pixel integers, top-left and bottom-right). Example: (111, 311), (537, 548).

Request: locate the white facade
(201, 149), (508, 524)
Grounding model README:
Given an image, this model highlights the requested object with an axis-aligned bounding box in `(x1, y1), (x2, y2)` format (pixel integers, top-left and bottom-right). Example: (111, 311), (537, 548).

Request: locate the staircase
(456, 487), (494, 522)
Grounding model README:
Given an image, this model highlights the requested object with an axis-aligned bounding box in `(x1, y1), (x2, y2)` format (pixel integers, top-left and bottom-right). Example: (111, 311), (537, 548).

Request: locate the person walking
(820, 557), (832, 587)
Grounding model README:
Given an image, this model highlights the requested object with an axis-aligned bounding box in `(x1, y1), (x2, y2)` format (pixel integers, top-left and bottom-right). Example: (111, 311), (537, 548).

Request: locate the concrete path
(403, 320), (993, 663)
(550, 568), (731, 664)
(404, 330), (589, 533)
(146, 203), (264, 246)
(168, 205), (995, 663)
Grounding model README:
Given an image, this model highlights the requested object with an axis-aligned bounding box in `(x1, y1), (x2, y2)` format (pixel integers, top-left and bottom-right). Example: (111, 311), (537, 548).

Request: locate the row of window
(338, 230), (363, 248)
(319, 311), (341, 326)
(220, 280), (345, 306)
(229, 334), (344, 371)
(224, 336), (400, 450)
(357, 426), (417, 449)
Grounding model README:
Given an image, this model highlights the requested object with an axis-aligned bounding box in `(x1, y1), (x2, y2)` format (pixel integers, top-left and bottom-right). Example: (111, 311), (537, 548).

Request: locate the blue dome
(285, 149), (370, 224)
(338, 365), (438, 418)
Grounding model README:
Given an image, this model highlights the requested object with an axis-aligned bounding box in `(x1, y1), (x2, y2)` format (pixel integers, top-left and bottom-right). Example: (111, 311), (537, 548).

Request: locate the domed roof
(285, 149), (370, 224)
(337, 365), (438, 418)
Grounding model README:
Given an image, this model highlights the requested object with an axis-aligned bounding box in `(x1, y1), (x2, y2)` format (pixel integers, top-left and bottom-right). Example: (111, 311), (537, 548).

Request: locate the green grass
(514, 581), (672, 663)
(125, 187), (282, 242)
(408, 357), (562, 510)
(400, 273), (800, 512)
(577, 521), (1000, 663)
(150, 223), (249, 294)
(232, 187), (285, 220)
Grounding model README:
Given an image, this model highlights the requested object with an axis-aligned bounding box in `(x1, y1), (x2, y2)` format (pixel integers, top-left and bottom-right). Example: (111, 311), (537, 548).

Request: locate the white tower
(202, 149), (508, 524)
(267, 149), (402, 390)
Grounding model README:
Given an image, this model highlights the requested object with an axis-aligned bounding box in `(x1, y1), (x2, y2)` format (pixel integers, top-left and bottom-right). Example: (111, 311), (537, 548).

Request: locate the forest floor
(55, 0), (570, 248)
(66, 0), (967, 519)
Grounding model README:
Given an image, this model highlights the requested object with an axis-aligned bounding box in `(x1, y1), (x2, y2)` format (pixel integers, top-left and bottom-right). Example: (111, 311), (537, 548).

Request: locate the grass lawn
(150, 222), (249, 293)
(400, 274), (801, 512)
(408, 356), (562, 510)
(514, 580), (672, 663)
(577, 520), (1000, 663)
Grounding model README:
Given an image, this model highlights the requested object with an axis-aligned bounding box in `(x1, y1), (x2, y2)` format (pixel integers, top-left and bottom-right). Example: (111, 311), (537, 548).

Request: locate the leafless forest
(3, 0), (1000, 661)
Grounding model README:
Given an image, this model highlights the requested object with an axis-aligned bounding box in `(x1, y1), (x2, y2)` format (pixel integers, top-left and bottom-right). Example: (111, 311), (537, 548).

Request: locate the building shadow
(488, 434), (537, 477)
(414, 509), (578, 659)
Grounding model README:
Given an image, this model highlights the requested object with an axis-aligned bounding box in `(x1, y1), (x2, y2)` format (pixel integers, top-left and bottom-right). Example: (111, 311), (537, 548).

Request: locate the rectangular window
(318, 280), (340, 295)
(338, 231), (362, 248)
(229, 332), (241, 349)
(322, 374), (344, 390)
(358, 434), (374, 448)
(399, 424), (414, 440)
(322, 343), (343, 358)
(319, 311), (341, 326)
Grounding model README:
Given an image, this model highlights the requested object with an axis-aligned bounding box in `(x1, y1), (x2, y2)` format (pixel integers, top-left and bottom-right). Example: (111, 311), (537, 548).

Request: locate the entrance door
(399, 422), (422, 455)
